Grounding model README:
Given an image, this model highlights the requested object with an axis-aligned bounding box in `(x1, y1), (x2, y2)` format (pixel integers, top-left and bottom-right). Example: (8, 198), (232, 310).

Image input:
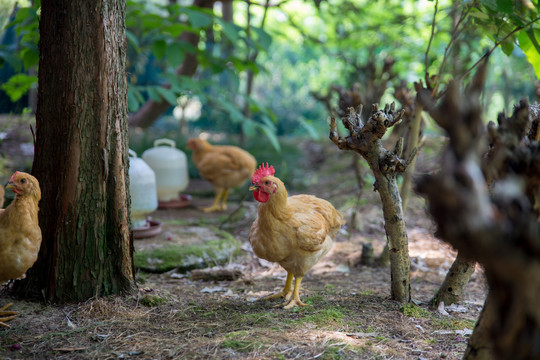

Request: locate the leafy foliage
(0, 0), (539, 143)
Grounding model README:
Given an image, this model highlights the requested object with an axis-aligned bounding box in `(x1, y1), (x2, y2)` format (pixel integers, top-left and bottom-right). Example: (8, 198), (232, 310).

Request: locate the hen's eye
(21, 179), (26, 184)
(265, 181), (270, 185)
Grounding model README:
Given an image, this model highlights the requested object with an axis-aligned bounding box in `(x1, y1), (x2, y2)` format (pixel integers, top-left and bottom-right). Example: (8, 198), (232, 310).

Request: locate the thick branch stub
(394, 137), (404, 158)
(380, 149), (409, 174)
(330, 103), (413, 175)
(329, 116), (357, 151)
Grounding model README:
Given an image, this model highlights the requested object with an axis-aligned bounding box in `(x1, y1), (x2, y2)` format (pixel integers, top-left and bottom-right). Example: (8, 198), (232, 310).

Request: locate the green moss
(432, 318), (476, 330)
(304, 294), (325, 303)
(225, 330), (250, 339)
(400, 303), (430, 318)
(297, 307), (346, 326)
(221, 340), (255, 352)
(316, 343), (356, 360)
(325, 284), (336, 295)
(240, 312), (275, 326)
(133, 227), (241, 272)
(221, 330), (258, 352)
(140, 294), (166, 307)
(271, 353), (287, 360)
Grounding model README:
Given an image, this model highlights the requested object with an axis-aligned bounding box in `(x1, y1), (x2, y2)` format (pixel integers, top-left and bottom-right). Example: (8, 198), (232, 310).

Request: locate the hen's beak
(5, 181), (22, 195)
(249, 184), (259, 191)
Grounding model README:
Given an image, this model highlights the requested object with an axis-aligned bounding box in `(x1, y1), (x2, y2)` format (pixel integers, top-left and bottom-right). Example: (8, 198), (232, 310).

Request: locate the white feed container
(128, 149), (158, 228)
(142, 138), (189, 201)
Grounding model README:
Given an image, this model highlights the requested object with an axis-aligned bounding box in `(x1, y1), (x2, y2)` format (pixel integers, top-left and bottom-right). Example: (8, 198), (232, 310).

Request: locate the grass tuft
(400, 303), (431, 318)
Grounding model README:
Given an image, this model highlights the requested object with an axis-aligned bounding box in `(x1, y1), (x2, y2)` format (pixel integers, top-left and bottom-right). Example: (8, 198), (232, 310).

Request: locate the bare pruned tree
(329, 103), (415, 303)
(417, 60), (540, 360)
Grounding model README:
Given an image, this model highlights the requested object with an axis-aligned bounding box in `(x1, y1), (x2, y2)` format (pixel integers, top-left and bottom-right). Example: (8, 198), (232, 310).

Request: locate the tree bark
(417, 60), (540, 359)
(330, 104), (412, 303)
(463, 293), (495, 360)
(128, 0), (216, 129)
(14, 0), (136, 303)
(399, 102), (423, 212)
(433, 251), (476, 306)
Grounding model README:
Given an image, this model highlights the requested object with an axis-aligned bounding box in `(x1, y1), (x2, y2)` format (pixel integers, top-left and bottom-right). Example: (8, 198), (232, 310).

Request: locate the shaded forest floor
(0, 135), (488, 359)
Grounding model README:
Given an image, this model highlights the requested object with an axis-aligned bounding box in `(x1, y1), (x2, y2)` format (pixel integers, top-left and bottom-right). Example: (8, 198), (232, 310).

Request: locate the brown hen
(0, 172), (42, 328)
(187, 138), (256, 212)
(249, 164), (345, 309)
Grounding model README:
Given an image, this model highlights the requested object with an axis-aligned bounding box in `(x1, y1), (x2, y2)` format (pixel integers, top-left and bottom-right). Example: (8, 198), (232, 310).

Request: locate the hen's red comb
(9, 171), (20, 182)
(252, 163), (275, 183)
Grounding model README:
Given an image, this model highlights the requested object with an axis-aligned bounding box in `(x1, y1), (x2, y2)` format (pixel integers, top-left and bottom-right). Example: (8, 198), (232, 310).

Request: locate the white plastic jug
(142, 138), (189, 201)
(128, 149), (158, 228)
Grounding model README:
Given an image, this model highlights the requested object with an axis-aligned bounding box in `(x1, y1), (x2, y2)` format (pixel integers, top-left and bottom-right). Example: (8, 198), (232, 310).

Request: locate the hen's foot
(260, 290), (292, 302)
(283, 297), (308, 310)
(201, 205), (222, 213)
(0, 303), (17, 328)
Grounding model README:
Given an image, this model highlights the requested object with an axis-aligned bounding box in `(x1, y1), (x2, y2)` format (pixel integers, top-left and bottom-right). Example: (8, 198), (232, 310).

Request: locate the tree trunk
(399, 102), (423, 212)
(417, 61), (540, 359)
(433, 251), (476, 306)
(463, 292), (494, 360)
(364, 151), (411, 302)
(330, 104), (412, 303)
(128, 0), (216, 129)
(14, 0), (136, 303)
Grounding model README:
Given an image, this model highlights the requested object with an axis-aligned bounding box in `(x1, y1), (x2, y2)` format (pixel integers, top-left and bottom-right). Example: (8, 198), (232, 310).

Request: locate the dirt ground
(0, 137), (488, 360)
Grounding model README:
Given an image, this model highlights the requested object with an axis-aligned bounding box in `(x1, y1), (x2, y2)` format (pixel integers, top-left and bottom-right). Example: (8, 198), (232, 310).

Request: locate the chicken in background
(0, 184), (4, 209)
(0, 172), (42, 328)
(187, 138), (256, 213)
(249, 163), (345, 309)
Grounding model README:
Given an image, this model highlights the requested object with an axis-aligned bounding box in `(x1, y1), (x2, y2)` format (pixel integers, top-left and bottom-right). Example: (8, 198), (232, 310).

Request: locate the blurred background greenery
(0, 0), (538, 183)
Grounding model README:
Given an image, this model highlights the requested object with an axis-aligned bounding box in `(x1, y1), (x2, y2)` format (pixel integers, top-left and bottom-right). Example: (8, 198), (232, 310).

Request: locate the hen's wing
(196, 147), (255, 184)
(288, 195), (341, 252)
(292, 211), (330, 252)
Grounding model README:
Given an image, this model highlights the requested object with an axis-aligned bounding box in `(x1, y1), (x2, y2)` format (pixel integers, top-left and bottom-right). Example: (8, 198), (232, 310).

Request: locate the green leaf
(261, 114), (277, 130)
(147, 87), (162, 102)
(142, 14), (165, 30)
(468, 9), (490, 20)
(184, 8), (213, 29)
(21, 48), (39, 69)
(162, 24), (191, 38)
(298, 118), (320, 140)
(217, 19), (240, 42)
(0, 48), (22, 72)
(13, 7), (37, 27)
(0, 74), (37, 102)
(495, 0), (514, 14)
(152, 39), (166, 60)
(165, 43), (185, 68)
(242, 119), (257, 137)
(252, 27), (272, 50)
(526, 28), (540, 55)
(518, 30), (540, 78)
(126, 30), (140, 53)
(155, 86), (178, 105)
(500, 39), (514, 56)
(214, 97), (244, 123)
(128, 87), (141, 112)
(258, 123), (281, 152)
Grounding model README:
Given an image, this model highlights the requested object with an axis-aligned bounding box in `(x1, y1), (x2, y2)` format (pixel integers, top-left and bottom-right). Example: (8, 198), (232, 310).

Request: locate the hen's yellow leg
(260, 272), (294, 302)
(219, 188), (230, 210)
(0, 303), (17, 328)
(202, 189), (225, 212)
(283, 276), (309, 309)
